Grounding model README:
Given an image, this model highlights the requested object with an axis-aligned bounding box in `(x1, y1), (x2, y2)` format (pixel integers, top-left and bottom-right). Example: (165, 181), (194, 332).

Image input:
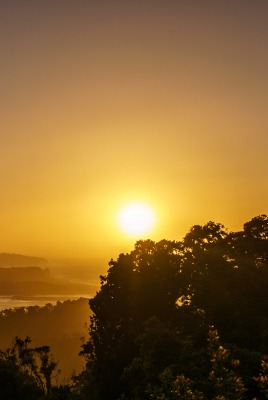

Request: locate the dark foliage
(78, 214), (268, 399)
(0, 298), (91, 379)
(0, 336), (56, 399)
(1, 215), (267, 399)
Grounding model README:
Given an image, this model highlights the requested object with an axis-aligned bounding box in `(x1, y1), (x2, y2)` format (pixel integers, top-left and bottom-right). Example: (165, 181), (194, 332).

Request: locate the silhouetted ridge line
(0, 253), (47, 266)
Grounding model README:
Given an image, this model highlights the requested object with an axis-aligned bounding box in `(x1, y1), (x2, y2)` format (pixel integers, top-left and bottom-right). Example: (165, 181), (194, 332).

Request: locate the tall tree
(79, 215), (268, 400)
(0, 336), (58, 399)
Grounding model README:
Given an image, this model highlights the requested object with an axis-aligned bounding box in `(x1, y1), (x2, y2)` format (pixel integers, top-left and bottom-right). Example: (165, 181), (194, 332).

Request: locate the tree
(0, 336), (58, 399)
(79, 215), (268, 399)
(80, 240), (184, 399)
(207, 327), (246, 400)
(0, 357), (42, 400)
(254, 355), (268, 399)
(120, 317), (207, 400)
(180, 216), (268, 354)
(122, 327), (247, 400)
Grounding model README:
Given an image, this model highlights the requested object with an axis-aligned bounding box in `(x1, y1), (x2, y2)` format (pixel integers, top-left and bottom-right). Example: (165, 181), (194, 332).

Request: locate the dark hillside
(0, 298), (91, 379)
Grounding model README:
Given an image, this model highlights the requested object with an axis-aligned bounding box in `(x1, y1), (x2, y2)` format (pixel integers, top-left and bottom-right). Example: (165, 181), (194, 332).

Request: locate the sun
(117, 202), (155, 236)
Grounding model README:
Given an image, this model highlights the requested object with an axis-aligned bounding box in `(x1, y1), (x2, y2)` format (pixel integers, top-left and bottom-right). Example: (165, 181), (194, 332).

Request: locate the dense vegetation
(0, 298), (90, 380)
(0, 215), (267, 399)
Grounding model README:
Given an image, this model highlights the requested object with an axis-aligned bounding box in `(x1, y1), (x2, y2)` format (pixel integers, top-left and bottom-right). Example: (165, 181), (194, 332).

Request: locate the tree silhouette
(0, 336), (58, 399)
(77, 216), (268, 399)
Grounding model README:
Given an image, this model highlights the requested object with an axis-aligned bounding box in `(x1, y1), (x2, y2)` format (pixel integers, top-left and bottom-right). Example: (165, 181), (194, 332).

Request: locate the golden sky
(1, 0), (267, 267)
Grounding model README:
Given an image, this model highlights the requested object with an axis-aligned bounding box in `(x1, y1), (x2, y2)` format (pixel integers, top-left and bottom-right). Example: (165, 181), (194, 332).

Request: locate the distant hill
(0, 279), (96, 296)
(0, 266), (50, 282)
(0, 253), (47, 267)
(0, 253), (98, 297)
(0, 266), (97, 296)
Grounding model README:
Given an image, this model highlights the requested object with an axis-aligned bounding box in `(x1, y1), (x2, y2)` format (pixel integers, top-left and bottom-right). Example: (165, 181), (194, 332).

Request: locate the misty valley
(0, 298), (91, 380)
(0, 254), (96, 383)
(0, 255), (98, 312)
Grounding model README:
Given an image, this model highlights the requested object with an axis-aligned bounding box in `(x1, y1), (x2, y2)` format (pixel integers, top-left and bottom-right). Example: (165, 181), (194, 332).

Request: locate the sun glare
(117, 202), (155, 236)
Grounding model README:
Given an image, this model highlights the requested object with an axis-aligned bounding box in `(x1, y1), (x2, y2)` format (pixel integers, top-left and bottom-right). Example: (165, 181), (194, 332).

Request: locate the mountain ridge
(0, 253), (47, 266)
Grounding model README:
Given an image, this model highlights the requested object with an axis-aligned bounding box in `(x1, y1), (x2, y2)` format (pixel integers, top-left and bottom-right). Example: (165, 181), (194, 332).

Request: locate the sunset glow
(0, 2), (267, 397)
(117, 203), (155, 236)
(0, 0), (267, 267)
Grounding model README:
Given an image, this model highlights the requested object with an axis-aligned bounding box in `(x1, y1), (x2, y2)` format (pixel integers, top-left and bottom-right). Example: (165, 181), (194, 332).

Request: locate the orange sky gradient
(1, 0), (267, 270)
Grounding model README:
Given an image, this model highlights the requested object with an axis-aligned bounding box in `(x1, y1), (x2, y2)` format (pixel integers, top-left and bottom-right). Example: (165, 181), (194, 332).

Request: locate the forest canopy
(0, 298), (91, 380)
(78, 214), (268, 400)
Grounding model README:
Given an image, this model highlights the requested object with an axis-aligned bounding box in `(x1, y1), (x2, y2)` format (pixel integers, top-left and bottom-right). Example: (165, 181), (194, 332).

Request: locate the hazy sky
(1, 0), (267, 268)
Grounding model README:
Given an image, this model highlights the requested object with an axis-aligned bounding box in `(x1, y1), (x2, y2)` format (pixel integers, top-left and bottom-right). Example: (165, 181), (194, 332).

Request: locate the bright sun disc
(117, 203), (155, 236)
